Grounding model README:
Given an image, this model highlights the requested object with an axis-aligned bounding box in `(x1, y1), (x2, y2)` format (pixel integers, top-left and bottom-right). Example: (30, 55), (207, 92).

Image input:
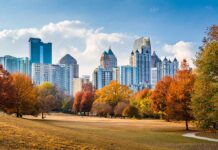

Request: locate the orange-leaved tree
(11, 73), (38, 117)
(0, 65), (16, 113)
(167, 59), (195, 130)
(72, 91), (83, 113)
(151, 76), (173, 119)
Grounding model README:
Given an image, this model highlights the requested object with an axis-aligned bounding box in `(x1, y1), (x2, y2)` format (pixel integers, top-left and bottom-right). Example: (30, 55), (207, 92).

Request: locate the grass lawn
(0, 113), (217, 150)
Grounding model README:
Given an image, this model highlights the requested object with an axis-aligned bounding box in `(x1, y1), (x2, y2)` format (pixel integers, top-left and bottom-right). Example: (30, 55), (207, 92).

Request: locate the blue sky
(0, 0), (218, 75)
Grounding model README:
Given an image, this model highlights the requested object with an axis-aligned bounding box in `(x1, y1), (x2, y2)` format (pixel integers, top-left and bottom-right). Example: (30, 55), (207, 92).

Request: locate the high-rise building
(120, 65), (138, 86)
(29, 38), (52, 64)
(59, 54), (79, 78)
(32, 54), (79, 95)
(100, 48), (117, 69)
(151, 51), (162, 88)
(82, 75), (90, 84)
(93, 48), (117, 89)
(0, 55), (30, 76)
(73, 78), (83, 96)
(130, 37), (152, 87)
(162, 57), (178, 78)
(93, 67), (113, 89)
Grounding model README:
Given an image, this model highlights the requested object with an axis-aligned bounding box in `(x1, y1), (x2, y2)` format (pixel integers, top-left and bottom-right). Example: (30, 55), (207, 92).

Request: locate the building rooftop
(59, 54), (77, 65)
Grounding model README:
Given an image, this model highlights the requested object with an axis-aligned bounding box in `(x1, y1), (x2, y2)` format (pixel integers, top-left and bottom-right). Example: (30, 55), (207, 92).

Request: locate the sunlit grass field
(0, 113), (217, 150)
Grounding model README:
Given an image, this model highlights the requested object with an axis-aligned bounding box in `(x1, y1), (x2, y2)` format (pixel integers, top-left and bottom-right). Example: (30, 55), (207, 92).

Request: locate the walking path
(183, 132), (218, 142)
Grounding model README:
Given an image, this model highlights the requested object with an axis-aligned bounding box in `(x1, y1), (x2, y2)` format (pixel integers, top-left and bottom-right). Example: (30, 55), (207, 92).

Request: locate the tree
(72, 91), (83, 113)
(151, 76), (173, 119)
(0, 65), (16, 113)
(11, 73), (38, 117)
(192, 26), (218, 130)
(61, 95), (73, 113)
(91, 102), (113, 117)
(167, 59), (195, 130)
(122, 105), (140, 118)
(131, 89), (154, 118)
(114, 102), (129, 117)
(37, 82), (57, 119)
(95, 81), (133, 108)
(80, 91), (95, 115)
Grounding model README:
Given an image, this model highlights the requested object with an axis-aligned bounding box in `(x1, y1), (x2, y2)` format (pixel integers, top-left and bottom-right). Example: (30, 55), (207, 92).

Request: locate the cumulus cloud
(0, 20), (135, 76)
(162, 41), (195, 68)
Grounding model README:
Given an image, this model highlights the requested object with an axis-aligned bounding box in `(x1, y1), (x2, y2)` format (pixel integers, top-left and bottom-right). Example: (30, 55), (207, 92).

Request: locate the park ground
(0, 113), (217, 150)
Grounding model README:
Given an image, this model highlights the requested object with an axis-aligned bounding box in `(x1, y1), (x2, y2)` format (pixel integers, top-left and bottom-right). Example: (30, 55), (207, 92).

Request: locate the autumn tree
(0, 65), (16, 113)
(11, 73), (38, 117)
(151, 76), (173, 119)
(95, 81), (133, 108)
(61, 95), (73, 113)
(37, 82), (57, 119)
(131, 89), (154, 118)
(122, 105), (140, 118)
(167, 59), (195, 130)
(72, 83), (95, 114)
(192, 25), (218, 130)
(91, 102), (113, 117)
(114, 102), (129, 117)
(80, 91), (95, 115)
(72, 91), (83, 113)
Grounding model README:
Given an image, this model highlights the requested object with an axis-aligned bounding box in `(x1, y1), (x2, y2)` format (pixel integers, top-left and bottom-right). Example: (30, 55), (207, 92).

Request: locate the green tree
(192, 26), (218, 130)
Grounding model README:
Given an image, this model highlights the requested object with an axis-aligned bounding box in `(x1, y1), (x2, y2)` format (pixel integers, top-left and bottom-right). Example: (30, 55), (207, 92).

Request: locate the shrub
(122, 106), (140, 118)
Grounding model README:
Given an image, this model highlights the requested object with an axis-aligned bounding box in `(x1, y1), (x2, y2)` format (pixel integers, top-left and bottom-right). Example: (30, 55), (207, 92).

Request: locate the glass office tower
(29, 38), (52, 64)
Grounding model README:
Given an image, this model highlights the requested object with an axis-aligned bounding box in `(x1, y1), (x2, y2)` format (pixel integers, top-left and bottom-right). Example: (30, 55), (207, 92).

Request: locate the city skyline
(1, 0), (218, 76)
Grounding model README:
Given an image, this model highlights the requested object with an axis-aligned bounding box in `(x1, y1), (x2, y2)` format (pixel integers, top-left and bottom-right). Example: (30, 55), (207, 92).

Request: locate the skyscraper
(161, 57), (178, 78)
(0, 55), (30, 76)
(32, 54), (79, 95)
(100, 48), (117, 69)
(120, 65), (138, 86)
(151, 51), (162, 88)
(93, 48), (117, 89)
(29, 38), (52, 64)
(59, 54), (79, 78)
(130, 37), (152, 87)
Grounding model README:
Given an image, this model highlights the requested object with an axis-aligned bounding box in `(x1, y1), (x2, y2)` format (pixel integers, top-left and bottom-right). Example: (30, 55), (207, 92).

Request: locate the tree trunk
(16, 108), (20, 118)
(185, 119), (189, 131)
(41, 112), (44, 119)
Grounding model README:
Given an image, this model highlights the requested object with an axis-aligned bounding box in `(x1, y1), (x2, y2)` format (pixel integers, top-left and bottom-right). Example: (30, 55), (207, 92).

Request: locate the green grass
(0, 113), (217, 150)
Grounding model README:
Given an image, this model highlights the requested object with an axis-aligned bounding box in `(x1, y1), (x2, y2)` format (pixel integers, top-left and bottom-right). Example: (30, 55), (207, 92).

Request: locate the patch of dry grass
(0, 113), (218, 150)
(0, 113), (98, 150)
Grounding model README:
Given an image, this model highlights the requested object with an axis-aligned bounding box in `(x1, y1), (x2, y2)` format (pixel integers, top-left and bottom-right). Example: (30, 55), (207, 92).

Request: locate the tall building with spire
(130, 37), (152, 88)
(93, 48), (117, 89)
(100, 48), (117, 69)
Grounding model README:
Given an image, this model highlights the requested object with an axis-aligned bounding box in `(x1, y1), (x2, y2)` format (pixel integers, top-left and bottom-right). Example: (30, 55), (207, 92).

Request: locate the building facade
(29, 38), (52, 64)
(93, 48), (117, 89)
(32, 54), (79, 95)
(130, 37), (152, 87)
(0, 55), (30, 76)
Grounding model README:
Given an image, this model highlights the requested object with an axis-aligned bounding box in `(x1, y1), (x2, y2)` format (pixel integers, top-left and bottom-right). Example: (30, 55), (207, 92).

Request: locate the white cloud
(0, 20), (135, 76)
(162, 41), (195, 68)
